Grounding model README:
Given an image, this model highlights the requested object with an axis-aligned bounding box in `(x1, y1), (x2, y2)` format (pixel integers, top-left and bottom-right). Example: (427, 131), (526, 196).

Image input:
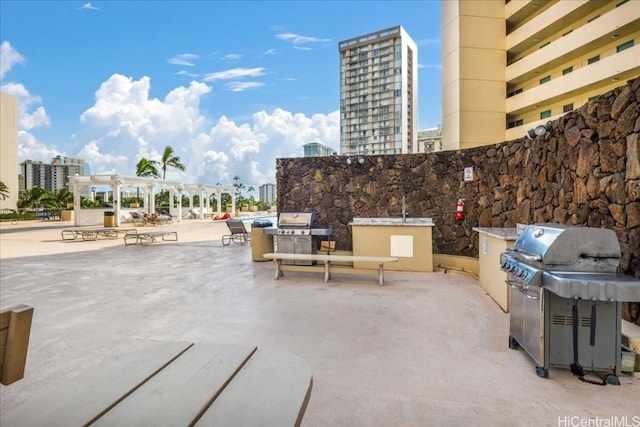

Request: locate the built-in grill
(270, 212), (332, 265)
(500, 224), (640, 384)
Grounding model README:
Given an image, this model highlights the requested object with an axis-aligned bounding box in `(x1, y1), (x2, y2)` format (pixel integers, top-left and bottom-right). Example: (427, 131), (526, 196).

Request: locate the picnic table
(2, 341), (313, 426)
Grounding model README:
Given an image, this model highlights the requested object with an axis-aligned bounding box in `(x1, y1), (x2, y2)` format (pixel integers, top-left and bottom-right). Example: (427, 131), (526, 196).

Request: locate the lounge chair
(130, 211), (172, 226)
(222, 219), (251, 246)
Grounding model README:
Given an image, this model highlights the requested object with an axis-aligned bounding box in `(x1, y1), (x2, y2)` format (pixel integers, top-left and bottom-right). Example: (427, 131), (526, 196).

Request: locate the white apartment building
(339, 25), (418, 156)
(20, 156), (90, 194)
(259, 183), (276, 204)
(303, 142), (336, 157)
(417, 126), (443, 153)
(442, 0), (640, 150)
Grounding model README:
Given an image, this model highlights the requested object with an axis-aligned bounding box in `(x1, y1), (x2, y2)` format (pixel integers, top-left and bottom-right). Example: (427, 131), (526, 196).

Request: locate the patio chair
(130, 211), (150, 227)
(222, 219), (251, 246)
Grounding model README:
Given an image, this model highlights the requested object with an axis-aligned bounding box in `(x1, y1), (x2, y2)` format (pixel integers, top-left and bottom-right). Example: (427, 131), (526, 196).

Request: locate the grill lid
(512, 224), (621, 266)
(278, 212), (315, 228)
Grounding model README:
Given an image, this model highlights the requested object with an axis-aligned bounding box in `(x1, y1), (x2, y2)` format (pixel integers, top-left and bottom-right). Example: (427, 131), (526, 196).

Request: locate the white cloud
(17, 130), (59, 162)
(275, 33), (331, 45)
(227, 81), (265, 92)
(168, 53), (200, 66)
(418, 64), (441, 69)
(220, 53), (242, 62)
(417, 38), (440, 47)
(7, 65), (338, 188)
(175, 70), (199, 77)
(264, 49), (277, 55)
(293, 46), (312, 51)
(80, 3), (99, 10)
(204, 67), (266, 82)
(0, 41), (25, 78)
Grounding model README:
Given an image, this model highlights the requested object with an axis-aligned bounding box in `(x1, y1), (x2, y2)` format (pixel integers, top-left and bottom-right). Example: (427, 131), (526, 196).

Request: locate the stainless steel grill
(500, 224), (640, 384)
(270, 212), (332, 265)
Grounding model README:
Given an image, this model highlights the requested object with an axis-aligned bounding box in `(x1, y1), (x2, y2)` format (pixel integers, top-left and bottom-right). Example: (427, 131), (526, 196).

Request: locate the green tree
(42, 188), (73, 209)
(17, 186), (49, 209)
(160, 146), (186, 180)
(136, 157), (160, 178)
(247, 186), (255, 205)
(0, 181), (9, 200)
(158, 146), (186, 207)
(232, 175), (245, 204)
(135, 157), (160, 204)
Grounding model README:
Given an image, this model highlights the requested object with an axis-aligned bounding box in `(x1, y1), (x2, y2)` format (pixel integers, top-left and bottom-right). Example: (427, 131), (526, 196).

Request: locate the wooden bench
(124, 230), (178, 245)
(61, 228), (136, 241)
(0, 304), (34, 385)
(2, 341), (312, 426)
(263, 253), (399, 286)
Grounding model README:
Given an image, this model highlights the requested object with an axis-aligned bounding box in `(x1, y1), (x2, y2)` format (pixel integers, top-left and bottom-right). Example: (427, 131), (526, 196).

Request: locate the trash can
(104, 211), (116, 227)
(251, 220), (274, 262)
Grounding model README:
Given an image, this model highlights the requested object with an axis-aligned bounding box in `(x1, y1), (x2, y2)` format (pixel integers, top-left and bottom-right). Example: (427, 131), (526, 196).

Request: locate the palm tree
(135, 158), (160, 204)
(42, 188), (73, 210)
(17, 186), (48, 209)
(160, 146), (186, 180)
(158, 146), (186, 208)
(247, 186), (255, 205)
(0, 181), (9, 200)
(136, 158), (160, 178)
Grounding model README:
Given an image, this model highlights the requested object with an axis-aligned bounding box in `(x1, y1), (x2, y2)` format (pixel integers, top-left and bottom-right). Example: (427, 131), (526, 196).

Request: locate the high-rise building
(303, 142), (336, 157)
(20, 156), (90, 194)
(442, 0), (640, 150)
(417, 126), (443, 153)
(0, 93), (19, 210)
(259, 183), (276, 204)
(339, 25), (418, 156)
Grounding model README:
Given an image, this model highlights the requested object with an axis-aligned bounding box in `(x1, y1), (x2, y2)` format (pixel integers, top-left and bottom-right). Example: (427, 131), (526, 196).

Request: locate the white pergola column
(147, 184), (156, 213)
(113, 179), (123, 227)
(198, 186), (205, 220)
(215, 191), (222, 218)
(73, 183), (82, 226)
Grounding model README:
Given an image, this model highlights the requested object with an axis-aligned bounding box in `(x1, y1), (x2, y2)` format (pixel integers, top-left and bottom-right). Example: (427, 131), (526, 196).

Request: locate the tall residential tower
(442, 0), (640, 150)
(339, 26), (418, 156)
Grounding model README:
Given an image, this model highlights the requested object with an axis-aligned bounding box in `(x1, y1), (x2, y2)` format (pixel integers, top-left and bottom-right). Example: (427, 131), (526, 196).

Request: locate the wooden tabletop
(3, 342), (313, 427)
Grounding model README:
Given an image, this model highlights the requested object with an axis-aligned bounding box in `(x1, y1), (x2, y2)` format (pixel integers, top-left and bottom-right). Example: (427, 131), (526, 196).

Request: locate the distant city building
(0, 93), (18, 210)
(20, 156), (91, 194)
(442, 0), (640, 150)
(259, 183), (276, 204)
(303, 142), (336, 157)
(339, 25), (418, 156)
(417, 126), (442, 153)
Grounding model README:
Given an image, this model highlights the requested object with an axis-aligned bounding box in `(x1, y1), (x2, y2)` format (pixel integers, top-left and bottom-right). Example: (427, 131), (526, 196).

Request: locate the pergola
(68, 174), (237, 227)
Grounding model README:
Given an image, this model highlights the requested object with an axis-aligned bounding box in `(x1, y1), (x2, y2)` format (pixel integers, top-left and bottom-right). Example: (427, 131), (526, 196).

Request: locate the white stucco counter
(350, 218), (434, 272)
(473, 227), (519, 312)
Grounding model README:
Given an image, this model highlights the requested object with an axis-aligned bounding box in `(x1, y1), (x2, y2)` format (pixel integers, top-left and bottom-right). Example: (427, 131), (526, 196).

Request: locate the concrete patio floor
(1, 219), (638, 426)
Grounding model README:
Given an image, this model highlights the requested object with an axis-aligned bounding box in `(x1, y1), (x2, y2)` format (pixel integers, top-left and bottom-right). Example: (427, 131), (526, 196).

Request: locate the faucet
(402, 195), (406, 223)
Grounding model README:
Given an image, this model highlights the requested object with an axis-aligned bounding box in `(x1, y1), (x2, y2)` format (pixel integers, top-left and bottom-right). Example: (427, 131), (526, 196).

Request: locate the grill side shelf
(542, 272), (640, 301)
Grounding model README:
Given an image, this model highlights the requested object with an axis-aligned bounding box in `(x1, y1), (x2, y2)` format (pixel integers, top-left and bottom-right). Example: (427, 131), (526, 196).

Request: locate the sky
(0, 0), (442, 190)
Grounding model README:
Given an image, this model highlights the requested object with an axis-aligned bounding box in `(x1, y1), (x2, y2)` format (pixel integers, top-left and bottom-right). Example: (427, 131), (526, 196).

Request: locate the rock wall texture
(276, 77), (640, 322)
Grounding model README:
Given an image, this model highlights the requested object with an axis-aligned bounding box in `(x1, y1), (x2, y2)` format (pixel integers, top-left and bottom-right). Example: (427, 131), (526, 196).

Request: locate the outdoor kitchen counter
(473, 227), (519, 313)
(350, 218), (434, 272)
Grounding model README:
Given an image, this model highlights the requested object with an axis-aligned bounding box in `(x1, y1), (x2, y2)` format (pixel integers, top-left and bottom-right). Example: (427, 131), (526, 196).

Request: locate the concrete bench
(124, 230), (178, 245)
(61, 228), (136, 241)
(263, 253), (399, 286)
(0, 304), (34, 385)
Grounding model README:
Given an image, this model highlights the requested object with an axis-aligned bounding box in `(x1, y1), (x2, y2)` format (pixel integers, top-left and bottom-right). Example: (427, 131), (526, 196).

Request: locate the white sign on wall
(464, 167), (474, 182)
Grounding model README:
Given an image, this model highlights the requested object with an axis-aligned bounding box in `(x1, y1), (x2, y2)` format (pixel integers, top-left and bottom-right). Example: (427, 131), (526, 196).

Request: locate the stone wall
(276, 77), (640, 321)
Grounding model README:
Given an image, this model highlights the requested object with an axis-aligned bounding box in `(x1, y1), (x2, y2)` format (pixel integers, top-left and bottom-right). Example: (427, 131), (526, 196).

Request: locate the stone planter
(250, 206), (258, 212)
